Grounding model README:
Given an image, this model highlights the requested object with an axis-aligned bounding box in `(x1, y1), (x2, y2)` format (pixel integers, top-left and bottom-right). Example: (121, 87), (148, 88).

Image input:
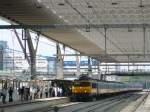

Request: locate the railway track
(25, 92), (142, 112)
(67, 93), (140, 112)
(70, 95), (131, 112)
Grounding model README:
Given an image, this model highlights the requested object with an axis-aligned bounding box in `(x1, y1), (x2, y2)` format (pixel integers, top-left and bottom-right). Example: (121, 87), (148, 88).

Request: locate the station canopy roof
(1, 0), (150, 62)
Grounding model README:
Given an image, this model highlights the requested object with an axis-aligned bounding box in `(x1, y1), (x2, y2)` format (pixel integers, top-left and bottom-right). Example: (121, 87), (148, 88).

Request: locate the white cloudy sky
(0, 18), (83, 61)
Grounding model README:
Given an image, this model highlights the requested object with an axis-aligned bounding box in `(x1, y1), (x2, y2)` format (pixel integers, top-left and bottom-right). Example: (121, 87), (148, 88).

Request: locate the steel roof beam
(0, 24), (150, 29)
(90, 64), (150, 66)
(55, 53), (150, 57)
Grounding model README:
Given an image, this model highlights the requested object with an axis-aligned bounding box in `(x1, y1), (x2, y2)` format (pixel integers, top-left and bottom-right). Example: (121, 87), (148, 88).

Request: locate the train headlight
(74, 90), (77, 93)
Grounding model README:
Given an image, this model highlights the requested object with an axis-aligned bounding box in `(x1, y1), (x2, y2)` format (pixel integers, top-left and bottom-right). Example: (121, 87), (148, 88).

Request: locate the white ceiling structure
(1, 0), (150, 62)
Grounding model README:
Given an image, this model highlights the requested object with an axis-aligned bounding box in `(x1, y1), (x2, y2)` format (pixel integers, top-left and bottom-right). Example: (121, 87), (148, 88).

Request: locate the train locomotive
(72, 77), (142, 100)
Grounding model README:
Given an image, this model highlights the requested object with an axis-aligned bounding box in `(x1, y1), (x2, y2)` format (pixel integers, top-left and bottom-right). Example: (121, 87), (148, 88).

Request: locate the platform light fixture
(86, 24), (90, 32)
(88, 5), (93, 8)
(111, 2), (118, 5)
(37, 0), (42, 3)
(128, 27), (133, 32)
(139, 5), (144, 8)
(139, 0), (144, 8)
(34, 3), (42, 9)
(111, 0), (119, 5)
(3, 3), (13, 6)
(36, 5), (42, 9)
(86, 2), (93, 8)
(58, 3), (65, 6)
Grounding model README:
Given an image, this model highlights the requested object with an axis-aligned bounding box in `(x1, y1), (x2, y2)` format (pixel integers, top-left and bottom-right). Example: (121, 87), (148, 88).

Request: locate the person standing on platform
(52, 86), (55, 97)
(40, 86), (43, 99)
(59, 87), (62, 97)
(20, 86), (24, 101)
(36, 87), (40, 99)
(8, 87), (13, 102)
(34, 87), (37, 99)
(24, 87), (30, 100)
(49, 86), (53, 97)
(45, 87), (48, 98)
(18, 88), (21, 100)
(57, 87), (60, 97)
(30, 86), (35, 100)
(27, 87), (30, 100)
(1, 88), (7, 104)
(54, 86), (58, 97)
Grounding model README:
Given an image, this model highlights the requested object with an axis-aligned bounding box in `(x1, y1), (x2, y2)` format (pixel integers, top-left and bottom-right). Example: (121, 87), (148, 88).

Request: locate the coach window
(92, 83), (97, 88)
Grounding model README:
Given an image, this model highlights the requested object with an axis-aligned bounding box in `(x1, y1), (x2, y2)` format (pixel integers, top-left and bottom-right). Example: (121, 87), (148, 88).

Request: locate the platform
(0, 97), (70, 112)
(135, 93), (150, 112)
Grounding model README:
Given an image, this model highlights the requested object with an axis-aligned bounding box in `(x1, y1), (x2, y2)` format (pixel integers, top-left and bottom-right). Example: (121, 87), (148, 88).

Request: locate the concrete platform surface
(0, 97), (70, 112)
(135, 93), (150, 112)
(0, 97), (67, 107)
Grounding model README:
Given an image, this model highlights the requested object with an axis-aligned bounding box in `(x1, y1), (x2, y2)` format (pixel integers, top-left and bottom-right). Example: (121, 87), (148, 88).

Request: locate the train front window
(74, 82), (90, 87)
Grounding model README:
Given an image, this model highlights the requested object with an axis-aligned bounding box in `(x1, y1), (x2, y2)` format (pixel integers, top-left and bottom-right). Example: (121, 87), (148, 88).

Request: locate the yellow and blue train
(72, 79), (142, 100)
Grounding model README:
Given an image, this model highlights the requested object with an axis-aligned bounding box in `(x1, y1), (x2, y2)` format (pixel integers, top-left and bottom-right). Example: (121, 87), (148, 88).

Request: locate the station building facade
(0, 41), (7, 70)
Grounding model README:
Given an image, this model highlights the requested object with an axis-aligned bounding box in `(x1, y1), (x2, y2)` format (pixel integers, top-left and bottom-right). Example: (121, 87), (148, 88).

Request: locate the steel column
(88, 57), (92, 77)
(76, 52), (80, 78)
(143, 27), (146, 56)
(13, 29), (30, 64)
(104, 28), (107, 54)
(128, 56), (130, 72)
(25, 30), (36, 79)
(56, 43), (64, 79)
(97, 61), (102, 80)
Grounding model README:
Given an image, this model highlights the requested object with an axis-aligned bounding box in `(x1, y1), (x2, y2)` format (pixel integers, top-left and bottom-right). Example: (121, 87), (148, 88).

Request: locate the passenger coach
(72, 79), (142, 100)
